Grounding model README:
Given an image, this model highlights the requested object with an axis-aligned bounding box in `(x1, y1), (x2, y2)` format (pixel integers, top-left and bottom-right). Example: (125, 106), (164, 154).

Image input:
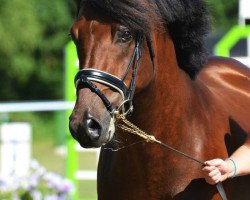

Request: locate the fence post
(65, 41), (79, 200)
(0, 122), (31, 179)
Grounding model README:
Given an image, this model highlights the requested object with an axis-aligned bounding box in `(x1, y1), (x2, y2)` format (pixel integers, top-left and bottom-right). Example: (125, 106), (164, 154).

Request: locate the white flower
(30, 160), (40, 170)
(13, 193), (21, 200)
(44, 194), (59, 200)
(58, 179), (75, 193)
(44, 172), (60, 188)
(31, 190), (42, 200)
(29, 174), (40, 188)
(0, 160), (74, 200)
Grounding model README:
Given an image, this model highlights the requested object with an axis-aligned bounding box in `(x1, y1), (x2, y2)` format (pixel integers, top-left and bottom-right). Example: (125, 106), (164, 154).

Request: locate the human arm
(202, 137), (250, 184)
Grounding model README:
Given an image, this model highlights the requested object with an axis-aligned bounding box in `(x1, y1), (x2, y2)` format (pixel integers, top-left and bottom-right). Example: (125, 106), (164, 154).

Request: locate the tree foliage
(0, 0), (239, 101)
(0, 0), (75, 101)
(207, 0), (239, 30)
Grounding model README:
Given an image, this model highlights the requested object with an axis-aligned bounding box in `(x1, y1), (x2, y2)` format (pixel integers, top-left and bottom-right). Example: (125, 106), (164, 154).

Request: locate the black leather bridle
(74, 35), (144, 115)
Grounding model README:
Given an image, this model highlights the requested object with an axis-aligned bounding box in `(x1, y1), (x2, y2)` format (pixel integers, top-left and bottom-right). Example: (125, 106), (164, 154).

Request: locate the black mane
(80, 0), (211, 79)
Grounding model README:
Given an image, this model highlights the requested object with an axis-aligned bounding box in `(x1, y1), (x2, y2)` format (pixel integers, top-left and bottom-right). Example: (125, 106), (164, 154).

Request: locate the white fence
(0, 101), (99, 181)
(0, 123), (31, 179)
(74, 144), (100, 180)
(0, 101), (74, 113)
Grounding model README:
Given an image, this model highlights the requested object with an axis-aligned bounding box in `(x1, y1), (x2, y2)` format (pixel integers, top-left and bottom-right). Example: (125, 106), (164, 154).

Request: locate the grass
(3, 112), (98, 200)
(32, 139), (98, 200)
(32, 139), (66, 174)
(79, 181), (97, 199)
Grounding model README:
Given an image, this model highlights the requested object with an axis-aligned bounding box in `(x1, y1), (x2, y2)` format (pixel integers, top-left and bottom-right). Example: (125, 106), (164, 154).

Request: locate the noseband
(74, 35), (143, 115)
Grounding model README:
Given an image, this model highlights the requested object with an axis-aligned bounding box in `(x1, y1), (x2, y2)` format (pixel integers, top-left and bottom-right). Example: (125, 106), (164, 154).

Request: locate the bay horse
(69, 0), (250, 199)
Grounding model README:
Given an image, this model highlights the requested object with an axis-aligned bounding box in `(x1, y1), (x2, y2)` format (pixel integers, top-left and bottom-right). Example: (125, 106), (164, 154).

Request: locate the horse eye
(120, 30), (132, 43)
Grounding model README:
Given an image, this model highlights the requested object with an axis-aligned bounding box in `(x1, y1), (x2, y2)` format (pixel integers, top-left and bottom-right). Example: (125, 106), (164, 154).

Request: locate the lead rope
(114, 113), (228, 200)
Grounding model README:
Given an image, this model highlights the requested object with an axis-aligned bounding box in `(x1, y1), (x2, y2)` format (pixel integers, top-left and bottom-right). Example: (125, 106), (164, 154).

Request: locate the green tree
(0, 0), (240, 101)
(207, 0), (239, 30)
(0, 0), (74, 101)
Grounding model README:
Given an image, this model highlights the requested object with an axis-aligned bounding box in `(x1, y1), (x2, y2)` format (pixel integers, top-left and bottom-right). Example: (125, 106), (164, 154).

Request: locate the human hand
(202, 159), (229, 185)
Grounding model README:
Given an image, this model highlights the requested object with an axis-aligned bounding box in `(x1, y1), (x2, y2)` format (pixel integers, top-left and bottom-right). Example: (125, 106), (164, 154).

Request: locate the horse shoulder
(196, 56), (250, 133)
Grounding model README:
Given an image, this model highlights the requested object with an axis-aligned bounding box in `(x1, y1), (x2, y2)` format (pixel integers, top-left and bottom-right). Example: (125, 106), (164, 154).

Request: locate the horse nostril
(86, 118), (102, 140)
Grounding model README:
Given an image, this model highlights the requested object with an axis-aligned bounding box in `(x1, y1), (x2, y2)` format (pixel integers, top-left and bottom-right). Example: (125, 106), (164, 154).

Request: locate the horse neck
(132, 33), (195, 132)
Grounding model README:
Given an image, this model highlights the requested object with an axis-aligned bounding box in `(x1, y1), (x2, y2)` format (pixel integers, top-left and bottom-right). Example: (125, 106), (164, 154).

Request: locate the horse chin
(77, 134), (108, 148)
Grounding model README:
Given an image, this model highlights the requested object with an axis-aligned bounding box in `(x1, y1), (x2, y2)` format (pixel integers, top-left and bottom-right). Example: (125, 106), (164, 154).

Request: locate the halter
(74, 35), (143, 115)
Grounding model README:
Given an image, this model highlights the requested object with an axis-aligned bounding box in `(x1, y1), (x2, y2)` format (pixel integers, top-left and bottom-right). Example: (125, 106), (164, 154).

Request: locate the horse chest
(98, 146), (207, 199)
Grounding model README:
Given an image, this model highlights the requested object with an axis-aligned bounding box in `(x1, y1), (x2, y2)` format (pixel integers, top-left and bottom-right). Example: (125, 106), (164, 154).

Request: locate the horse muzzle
(69, 112), (115, 148)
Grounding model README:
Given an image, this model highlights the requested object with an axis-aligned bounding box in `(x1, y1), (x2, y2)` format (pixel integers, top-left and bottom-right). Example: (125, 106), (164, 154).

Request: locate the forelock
(79, 0), (211, 79)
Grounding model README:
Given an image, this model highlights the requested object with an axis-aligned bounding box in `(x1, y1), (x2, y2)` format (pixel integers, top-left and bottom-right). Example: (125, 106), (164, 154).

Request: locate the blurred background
(0, 0), (249, 199)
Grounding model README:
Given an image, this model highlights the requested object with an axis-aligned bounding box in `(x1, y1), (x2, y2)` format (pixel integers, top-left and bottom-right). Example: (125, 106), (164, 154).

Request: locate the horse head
(69, 0), (210, 148)
(69, 2), (154, 148)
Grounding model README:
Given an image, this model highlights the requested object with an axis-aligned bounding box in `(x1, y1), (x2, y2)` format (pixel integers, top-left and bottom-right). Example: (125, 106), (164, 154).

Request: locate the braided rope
(115, 113), (158, 143)
(114, 113), (228, 200)
(115, 113), (205, 165)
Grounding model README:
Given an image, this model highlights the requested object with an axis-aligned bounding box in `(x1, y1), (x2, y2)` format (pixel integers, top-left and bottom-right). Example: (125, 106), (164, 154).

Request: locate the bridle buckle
(114, 99), (134, 116)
